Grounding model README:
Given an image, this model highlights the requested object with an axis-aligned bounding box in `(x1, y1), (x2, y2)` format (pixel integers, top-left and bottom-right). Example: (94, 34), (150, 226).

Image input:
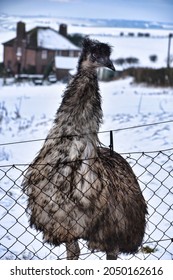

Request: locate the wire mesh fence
(0, 143), (173, 260)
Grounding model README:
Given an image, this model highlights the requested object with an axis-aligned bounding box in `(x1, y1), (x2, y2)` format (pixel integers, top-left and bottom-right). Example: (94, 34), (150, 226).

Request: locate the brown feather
(23, 37), (147, 259)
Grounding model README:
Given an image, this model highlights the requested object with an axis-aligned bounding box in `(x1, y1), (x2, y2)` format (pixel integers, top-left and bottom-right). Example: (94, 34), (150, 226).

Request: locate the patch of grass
(141, 245), (158, 254)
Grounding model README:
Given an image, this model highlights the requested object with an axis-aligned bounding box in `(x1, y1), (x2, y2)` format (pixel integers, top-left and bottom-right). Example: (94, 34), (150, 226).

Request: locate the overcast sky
(1, 0), (173, 23)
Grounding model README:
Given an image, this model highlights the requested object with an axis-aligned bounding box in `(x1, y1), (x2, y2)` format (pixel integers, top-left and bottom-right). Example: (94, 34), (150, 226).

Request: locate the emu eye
(91, 53), (103, 63)
(91, 53), (97, 61)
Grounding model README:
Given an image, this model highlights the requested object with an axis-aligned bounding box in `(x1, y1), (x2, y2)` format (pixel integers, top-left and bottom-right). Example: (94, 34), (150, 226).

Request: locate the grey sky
(0, 0), (173, 23)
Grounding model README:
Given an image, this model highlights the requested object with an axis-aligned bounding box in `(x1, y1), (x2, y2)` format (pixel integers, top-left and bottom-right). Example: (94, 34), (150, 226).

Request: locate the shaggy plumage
(23, 38), (147, 259)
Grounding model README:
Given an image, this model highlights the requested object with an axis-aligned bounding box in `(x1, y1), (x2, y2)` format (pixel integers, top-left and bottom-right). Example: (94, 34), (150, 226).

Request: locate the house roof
(55, 56), (78, 70)
(38, 28), (80, 50)
(3, 26), (80, 51)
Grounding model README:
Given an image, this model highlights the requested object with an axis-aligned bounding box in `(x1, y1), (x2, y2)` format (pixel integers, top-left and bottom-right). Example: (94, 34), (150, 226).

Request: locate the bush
(125, 57), (139, 64)
(114, 58), (126, 65)
(138, 32), (144, 37)
(149, 55), (158, 63)
(124, 67), (173, 87)
(114, 57), (139, 66)
(0, 62), (4, 76)
(128, 32), (134, 37)
(67, 33), (84, 47)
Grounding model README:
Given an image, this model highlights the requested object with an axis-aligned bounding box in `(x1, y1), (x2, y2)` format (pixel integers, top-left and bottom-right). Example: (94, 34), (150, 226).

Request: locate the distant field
(0, 15), (173, 69)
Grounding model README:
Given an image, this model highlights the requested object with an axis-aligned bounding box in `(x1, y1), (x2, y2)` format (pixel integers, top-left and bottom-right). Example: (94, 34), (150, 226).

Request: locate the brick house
(2, 21), (80, 79)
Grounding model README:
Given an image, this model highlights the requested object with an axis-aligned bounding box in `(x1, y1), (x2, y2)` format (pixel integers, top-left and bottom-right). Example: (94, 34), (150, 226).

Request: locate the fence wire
(0, 145), (173, 260)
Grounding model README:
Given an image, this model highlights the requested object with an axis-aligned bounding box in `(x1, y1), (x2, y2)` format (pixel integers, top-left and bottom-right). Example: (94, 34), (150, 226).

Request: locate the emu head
(78, 37), (115, 71)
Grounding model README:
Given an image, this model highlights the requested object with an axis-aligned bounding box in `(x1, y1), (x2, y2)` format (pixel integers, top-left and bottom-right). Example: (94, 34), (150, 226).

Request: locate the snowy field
(0, 15), (173, 260)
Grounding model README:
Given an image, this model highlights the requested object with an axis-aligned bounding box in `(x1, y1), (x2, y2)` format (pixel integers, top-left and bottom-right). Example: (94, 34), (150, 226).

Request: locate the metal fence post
(109, 130), (114, 156)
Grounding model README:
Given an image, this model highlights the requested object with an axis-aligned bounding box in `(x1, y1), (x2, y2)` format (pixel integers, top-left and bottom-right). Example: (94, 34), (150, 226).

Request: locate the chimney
(17, 21), (26, 40)
(59, 24), (67, 37)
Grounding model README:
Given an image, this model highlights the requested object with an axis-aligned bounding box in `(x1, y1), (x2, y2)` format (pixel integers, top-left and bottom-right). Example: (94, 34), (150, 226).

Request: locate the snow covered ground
(0, 15), (173, 260)
(0, 78), (173, 260)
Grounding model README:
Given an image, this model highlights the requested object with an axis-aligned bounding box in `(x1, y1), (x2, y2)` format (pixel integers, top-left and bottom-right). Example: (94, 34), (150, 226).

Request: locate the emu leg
(106, 247), (119, 260)
(66, 241), (80, 260)
(106, 254), (117, 260)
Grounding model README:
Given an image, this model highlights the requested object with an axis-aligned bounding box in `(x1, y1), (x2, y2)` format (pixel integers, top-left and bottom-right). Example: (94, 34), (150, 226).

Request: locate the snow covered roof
(38, 28), (80, 51)
(55, 56), (78, 70)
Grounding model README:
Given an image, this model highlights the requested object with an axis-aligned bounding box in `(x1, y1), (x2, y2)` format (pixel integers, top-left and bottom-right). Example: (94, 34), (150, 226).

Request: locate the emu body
(23, 38), (147, 259)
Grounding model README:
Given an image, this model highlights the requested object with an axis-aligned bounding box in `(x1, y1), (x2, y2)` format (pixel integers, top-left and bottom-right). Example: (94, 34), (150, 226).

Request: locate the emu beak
(105, 58), (115, 71)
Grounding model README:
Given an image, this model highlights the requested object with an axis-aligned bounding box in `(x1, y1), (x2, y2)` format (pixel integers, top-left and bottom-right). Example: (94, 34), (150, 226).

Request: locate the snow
(0, 30), (15, 63)
(37, 28), (80, 50)
(1, 16), (173, 69)
(0, 77), (173, 260)
(0, 16), (173, 260)
(55, 56), (78, 69)
(68, 25), (173, 37)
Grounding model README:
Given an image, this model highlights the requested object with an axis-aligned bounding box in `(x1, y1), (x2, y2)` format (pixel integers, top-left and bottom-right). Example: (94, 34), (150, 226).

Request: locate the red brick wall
(4, 46), (16, 72)
(56, 68), (70, 80)
(4, 44), (80, 75)
(35, 49), (55, 74)
(4, 43), (27, 74)
(25, 49), (36, 66)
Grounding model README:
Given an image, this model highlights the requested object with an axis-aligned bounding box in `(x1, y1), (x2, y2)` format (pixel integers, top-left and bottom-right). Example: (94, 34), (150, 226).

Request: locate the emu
(23, 38), (147, 260)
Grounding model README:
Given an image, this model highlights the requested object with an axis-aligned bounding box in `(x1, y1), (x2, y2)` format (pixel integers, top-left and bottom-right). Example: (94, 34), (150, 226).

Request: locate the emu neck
(55, 68), (103, 138)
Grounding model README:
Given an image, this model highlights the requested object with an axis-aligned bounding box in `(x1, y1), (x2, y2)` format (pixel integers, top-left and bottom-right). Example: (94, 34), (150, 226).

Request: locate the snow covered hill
(0, 14), (173, 69)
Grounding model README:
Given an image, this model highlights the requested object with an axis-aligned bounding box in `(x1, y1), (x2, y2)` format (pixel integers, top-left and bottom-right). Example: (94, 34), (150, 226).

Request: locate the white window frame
(69, 50), (74, 57)
(41, 50), (47, 59)
(16, 47), (22, 57)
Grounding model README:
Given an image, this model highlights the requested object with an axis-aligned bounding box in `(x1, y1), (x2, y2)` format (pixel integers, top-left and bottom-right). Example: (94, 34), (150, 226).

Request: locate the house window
(69, 50), (74, 57)
(7, 60), (11, 67)
(56, 50), (62, 56)
(7, 60), (12, 72)
(16, 47), (22, 57)
(41, 50), (47, 59)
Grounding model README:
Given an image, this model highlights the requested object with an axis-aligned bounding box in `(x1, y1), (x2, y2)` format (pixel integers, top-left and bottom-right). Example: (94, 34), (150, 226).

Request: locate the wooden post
(167, 33), (172, 69)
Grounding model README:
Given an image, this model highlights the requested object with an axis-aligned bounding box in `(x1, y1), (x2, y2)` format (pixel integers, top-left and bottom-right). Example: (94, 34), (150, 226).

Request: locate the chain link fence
(0, 145), (173, 260)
